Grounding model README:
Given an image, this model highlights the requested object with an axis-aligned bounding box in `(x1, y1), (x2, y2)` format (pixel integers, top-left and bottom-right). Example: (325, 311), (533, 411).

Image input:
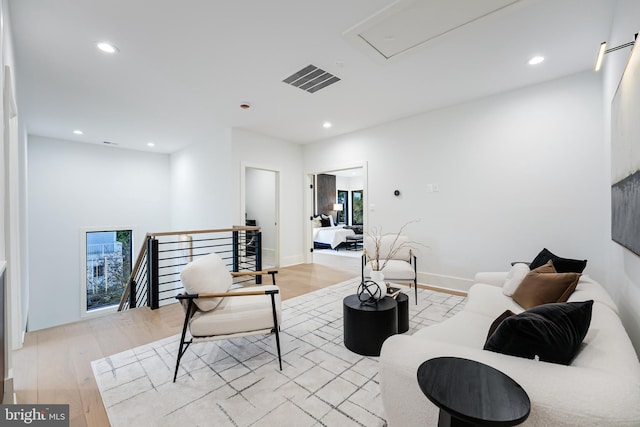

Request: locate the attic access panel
(344, 0), (521, 61)
(282, 64), (341, 93)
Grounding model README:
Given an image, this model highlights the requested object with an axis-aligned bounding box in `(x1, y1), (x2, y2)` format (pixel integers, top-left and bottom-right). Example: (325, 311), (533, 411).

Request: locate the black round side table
(417, 357), (530, 427)
(343, 294), (397, 356)
(395, 292), (409, 333)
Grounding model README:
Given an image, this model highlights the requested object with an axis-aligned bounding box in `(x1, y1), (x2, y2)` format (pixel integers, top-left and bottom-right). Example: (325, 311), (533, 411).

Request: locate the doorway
(306, 163), (367, 272)
(244, 167), (279, 268)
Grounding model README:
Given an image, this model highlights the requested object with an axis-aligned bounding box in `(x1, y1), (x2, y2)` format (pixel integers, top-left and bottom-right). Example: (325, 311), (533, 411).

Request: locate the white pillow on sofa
(180, 253), (232, 311)
(502, 263), (530, 296)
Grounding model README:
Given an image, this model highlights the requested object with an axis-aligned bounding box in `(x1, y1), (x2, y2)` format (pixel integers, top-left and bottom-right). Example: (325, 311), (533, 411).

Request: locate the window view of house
(86, 230), (132, 311)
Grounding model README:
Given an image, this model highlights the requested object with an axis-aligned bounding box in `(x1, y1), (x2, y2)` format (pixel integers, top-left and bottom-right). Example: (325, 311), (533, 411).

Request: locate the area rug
(91, 278), (465, 427)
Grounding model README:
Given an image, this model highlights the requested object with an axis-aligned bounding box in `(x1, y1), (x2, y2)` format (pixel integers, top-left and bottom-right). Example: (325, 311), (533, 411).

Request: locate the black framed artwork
(611, 41), (640, 257)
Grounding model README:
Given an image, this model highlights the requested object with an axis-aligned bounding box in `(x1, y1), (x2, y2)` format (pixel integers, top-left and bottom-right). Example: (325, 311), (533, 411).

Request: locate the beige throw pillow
(180, 253), (232, 311)
(512, 260), (581, 310)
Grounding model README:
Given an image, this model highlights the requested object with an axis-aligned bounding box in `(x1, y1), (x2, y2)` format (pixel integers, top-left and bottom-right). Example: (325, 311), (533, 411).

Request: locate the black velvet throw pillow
(529, 248), (587, 273)
(484, 300), (594, 365)
(320, 216), (331, 227)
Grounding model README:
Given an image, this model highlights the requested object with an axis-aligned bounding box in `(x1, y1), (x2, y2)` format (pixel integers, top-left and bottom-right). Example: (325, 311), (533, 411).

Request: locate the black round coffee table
(343, 294), (397, 356)
(417, 357), (530, 427)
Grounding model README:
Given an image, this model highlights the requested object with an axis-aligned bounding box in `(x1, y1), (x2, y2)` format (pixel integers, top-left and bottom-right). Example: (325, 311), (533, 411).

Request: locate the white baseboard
(281, 254), (305, 267)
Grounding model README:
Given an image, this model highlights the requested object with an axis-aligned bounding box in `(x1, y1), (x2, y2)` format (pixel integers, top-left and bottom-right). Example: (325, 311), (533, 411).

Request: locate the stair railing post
(255, 231), (262, 284)
(232, 229), (239, 272)
(147, 236), (160, 309)
(129, 279), (137, 309)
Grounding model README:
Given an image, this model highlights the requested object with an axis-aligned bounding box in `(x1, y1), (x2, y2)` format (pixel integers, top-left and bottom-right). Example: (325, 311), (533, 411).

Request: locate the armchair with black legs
(173, 252), (282, 382)
(362, 234), (418, 304)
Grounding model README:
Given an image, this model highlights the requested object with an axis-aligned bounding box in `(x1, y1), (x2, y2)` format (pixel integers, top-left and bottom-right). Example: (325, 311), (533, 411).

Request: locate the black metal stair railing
(118, 226), (262, 311)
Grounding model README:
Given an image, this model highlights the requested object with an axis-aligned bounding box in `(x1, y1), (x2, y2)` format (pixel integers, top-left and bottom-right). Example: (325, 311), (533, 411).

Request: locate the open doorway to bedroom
(307, 165), (366, 274)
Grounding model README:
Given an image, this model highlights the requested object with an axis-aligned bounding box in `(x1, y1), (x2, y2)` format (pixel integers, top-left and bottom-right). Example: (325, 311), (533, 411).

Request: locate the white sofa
(379, 271), (640, 426)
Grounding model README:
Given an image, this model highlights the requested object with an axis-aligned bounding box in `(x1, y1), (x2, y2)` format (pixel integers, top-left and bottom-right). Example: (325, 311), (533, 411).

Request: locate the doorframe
(240, 162), (281, 268)
(3, 64), (20, 403)
(304, 161), (368, 264)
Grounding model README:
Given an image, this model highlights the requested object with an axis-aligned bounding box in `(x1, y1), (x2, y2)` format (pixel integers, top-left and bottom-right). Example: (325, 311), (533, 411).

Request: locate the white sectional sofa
(379, 271), (640, 426)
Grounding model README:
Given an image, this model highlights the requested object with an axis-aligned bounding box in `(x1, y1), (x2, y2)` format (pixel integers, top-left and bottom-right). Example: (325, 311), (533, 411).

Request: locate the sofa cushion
(464, 283), (525, 317)
(484, 300), (594, 365)
(568, 275), (618, 314)
(502, 263), (530, 296)
(529, 248), (587, 273)
(512, 261), (581, 309)
(180, 253), (232, 312)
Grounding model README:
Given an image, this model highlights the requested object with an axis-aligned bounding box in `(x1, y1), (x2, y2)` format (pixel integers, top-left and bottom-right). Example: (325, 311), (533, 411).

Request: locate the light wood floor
(12, 263), (357, 427)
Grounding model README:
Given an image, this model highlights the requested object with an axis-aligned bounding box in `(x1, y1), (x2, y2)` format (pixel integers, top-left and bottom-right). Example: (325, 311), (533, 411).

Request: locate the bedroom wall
(27, 136), (171, 330)
(602, 0), (640, 355)
(316, 174), (336, 216)
(304, 71), (605, 291)
(231, 129), (304, 267)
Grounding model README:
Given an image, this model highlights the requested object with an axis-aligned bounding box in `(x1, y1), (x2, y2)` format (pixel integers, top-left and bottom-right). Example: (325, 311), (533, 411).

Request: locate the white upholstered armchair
(362, 234), (418, 303)
(173, 252), (282, 382)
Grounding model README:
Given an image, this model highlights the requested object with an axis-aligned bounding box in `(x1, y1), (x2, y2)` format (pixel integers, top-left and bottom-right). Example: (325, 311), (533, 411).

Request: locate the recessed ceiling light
(147, 142), (155, 147)
(96, 42), (118, 54)
(323, 122), (332, 129)
(73, 129), (83, 135)
(528, 56), (544, 65)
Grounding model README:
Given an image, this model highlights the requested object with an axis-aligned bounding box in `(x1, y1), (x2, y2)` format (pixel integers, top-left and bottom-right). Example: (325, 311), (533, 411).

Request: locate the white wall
(603, 0), (640, 355)
(245, 168), (276, 251)
(231, 129), (304, 267)
(304, 71), (605, 290)
(27, 136), (171, 330)
(170, 129), (233, 230)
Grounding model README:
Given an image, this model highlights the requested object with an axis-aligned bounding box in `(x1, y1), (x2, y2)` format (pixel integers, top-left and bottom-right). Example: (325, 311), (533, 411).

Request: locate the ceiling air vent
(282, 64), (340, 93)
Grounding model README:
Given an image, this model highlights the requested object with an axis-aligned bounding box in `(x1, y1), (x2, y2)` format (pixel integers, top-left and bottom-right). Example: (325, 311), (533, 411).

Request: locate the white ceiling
(9, 0), (616, 153)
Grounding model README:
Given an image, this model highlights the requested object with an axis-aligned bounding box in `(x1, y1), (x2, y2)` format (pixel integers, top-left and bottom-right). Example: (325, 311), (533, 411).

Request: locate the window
(352, 190), (363, 225)
(84, 229), (133, 313)
(92, 264), (104, 278)
(337, 190), (348, 224)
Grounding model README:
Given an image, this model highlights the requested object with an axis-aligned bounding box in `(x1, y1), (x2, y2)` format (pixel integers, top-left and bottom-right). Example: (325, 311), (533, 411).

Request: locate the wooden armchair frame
(173, 270), (281, 382)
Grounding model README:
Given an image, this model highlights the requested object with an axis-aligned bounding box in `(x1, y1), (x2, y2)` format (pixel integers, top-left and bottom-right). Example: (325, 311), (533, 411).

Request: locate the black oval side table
(417, 357), (530, 427)
(343, 294), (397, 356)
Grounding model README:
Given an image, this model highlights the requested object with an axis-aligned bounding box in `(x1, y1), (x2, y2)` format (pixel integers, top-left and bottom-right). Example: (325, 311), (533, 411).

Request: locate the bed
(313, 226), (356, 249)
(311, 214), (357, 249)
